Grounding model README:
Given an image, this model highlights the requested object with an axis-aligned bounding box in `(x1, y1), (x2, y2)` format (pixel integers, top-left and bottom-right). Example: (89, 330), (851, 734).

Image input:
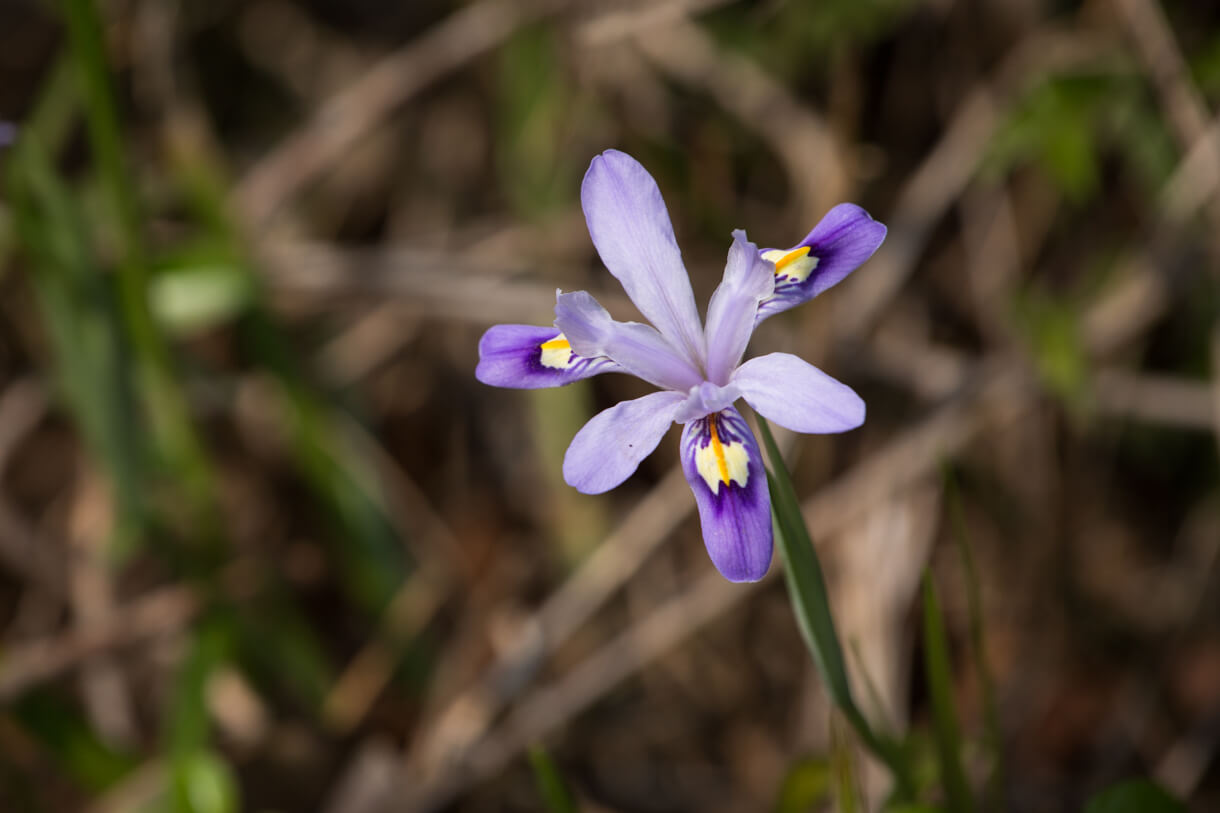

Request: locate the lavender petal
(555, 290), (703, 392)
(581, 150), (706, 366)
(756, 203), (886, 323)
(476, 324), (622, 389)
(703, 230), (774, 385)
(733, 352), (865, 434)
(563, 390), (685, 494)
(672, 380), (741, 424)
(680, 407), (773, 582)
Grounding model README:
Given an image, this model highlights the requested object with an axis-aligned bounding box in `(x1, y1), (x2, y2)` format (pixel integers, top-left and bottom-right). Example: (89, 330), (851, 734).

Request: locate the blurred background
(1, 0), (1219, 810)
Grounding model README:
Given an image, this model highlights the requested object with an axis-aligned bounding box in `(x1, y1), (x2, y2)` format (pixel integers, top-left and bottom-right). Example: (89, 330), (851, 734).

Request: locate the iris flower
(477, 150), (885, 582)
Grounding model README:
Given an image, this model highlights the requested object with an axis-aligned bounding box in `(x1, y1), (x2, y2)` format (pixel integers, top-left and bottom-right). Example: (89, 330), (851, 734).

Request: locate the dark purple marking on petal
(476, 324), (620, 389)
(756, 203), (887, 324)
(679, 407), (772, 582)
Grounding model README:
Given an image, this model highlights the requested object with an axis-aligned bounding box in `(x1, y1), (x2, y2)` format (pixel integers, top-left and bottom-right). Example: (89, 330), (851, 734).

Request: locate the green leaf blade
(921, 572), (972, 813)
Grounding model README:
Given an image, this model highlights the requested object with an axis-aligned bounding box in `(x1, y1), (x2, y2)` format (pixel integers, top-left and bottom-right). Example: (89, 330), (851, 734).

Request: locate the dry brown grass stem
(0, 586), (199, 701)
(629, 18), (848, 223)
(0, 379), (64, 598)
(836, 27), (1115, 336)
(260, 240), (634, 325)
(1110, 0), (1212, 156)
(234, 0), (566, 226)
(406, 466), (695, 777)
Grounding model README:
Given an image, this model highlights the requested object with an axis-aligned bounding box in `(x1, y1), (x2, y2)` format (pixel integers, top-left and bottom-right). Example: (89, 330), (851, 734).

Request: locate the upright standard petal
(476, 324), (622, 389)
(581, 150), (706, 366)
(680, 407), (772, 582)
(703, 230), (775, 385)
(555, 290), (703, 392)
(563, 390), (686, 494)
(673, 380), (740, 424)
(733, 352), (865, 433)
(756, 203), (886, 323)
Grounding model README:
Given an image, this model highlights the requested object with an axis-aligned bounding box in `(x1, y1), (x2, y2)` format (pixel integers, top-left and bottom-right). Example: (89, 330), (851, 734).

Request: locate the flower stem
(755, 416), (915, 800)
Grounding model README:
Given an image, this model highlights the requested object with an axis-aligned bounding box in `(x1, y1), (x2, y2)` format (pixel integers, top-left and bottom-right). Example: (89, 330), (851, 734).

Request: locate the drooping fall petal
(756, 203), (886, 323)
(679, 407), (773, 582)
(476, 324), (621, 389)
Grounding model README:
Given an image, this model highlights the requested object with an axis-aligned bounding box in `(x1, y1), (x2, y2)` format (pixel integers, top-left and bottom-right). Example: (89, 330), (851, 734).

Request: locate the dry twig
(235, 0), (565, 225)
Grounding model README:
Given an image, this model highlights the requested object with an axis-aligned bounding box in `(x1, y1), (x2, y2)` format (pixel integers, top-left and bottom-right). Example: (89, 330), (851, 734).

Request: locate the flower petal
(476, 324), (622, 389)
(733, 352), (865, 433)
(672, 380), (740, 424)
(555, 290), (703, 392)
(680, 407), (772, 582)
(756, 203), (886, 323)
(581, 150), (706, 365)
(704, 230), (775, 385)
(563, 390), (685, 494)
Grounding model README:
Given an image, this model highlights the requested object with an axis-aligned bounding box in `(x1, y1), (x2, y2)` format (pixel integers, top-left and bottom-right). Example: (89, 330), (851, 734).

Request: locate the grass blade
(945, 467), (1004, 805)
(60, 0), (215, 519)
(528, 745), (578, 813)
(921, 570), (972, 812)
(755, 416), (914, 799)
(6, 136), (144, 547)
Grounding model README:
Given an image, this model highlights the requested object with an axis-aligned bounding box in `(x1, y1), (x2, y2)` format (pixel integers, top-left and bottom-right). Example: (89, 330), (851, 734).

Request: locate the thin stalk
(755, 416), (915, 800)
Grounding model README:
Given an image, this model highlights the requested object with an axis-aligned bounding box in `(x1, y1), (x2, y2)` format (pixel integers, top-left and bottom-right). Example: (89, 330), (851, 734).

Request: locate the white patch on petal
(695, 419), (750, 494)
(762, 247), (819, 284)
(538, 333), (576, 369)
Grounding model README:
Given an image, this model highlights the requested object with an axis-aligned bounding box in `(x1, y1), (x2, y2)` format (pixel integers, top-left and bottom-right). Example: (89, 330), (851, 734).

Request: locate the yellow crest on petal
(763, 246), (819, 284)
(538, 334), (575, 369)
(695, 417), (749, 494)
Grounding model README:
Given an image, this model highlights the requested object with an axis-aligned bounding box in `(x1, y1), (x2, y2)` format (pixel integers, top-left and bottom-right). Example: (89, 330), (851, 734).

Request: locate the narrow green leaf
(7, 136), (145, 549)
(831, 717), (861, 813)
(528, 745), (578, 813)
(1084, 779), (1184, 813)
(60, 0), (216, 520)
(14, 691), (138, 792)
(756, 418), (852, 706)
(755, 416), (914, 800)
(173, 750), (240, 813)
(231, 592), (334, 710)
(168, 619), (231, 759)
(944, 468), (1003, 806)
(920, 571), (972, 813)
(774, 756), (832, 813)
(497, 25), (578, 217)
(167, 620), (240, 813)
(240, 310), (407, 613)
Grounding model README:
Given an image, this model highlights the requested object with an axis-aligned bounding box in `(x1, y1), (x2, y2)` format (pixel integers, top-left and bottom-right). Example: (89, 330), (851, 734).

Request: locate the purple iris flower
(477, 150), (885, 582)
